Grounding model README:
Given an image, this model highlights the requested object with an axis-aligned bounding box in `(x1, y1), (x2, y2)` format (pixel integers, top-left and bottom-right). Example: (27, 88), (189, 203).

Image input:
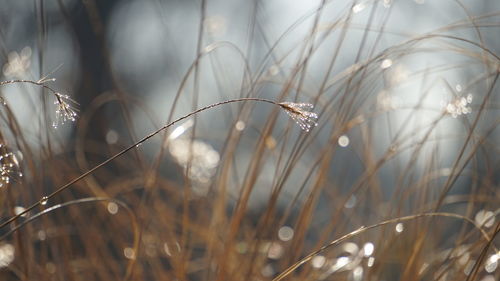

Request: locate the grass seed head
(279, 102), (318, 132)
(53, 93), (79, 129)
(0, 144), (22, 187)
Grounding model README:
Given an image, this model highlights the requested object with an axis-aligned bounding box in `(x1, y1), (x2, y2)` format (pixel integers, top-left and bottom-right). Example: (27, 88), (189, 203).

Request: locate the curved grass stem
(0, 97), (317, 231)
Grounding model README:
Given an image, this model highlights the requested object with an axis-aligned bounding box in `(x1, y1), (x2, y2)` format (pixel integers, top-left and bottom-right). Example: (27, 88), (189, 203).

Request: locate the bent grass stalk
(0, 197), (140, 280)
(2, 3), (499, 280)
(0, 96), (318, 230)
(0, 79), (79, 128)
(272, 212), (499, 281)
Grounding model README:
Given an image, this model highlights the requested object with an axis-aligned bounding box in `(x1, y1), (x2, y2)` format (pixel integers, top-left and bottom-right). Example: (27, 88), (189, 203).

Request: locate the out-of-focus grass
(0, 1), (498, 281)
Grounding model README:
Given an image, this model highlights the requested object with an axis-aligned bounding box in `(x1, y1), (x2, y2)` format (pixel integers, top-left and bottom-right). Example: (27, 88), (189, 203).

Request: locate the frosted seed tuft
(279, 102), (318, 132)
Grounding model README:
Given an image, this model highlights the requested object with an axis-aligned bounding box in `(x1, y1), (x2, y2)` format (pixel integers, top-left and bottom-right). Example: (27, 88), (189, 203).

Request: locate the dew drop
(343, 242), (359, 254)
(311, 255), (326, 268)
(352, 3), (366, 13)
(278, 226), (294, 241)
(0, 244), (15, 267)
(363, 242), (374, 256)
(338, 135), (350, 147)
(37, 230), (47, 241)
(107, 202), (119, 215)
(235, 120), (246, 131)
(334, 256), (351, 270)
(123, 247), (136, 259)
(466, 93), (473, 103)
(14, 206), (27, 217)
(485, 253), (499, 273)
(267, 242), (283, 260)
(40, 196), (49, 205)
(106, 130), (119, 144)
(380, 59), (393, 69)
(395, 223), (404, 233)
(475, 210), (495, 228)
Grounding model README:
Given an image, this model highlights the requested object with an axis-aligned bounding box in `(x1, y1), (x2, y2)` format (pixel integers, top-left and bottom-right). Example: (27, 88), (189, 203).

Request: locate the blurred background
(0, 0), (498, 280)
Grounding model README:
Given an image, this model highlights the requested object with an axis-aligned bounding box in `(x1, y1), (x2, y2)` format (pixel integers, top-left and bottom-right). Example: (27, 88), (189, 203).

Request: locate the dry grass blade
(0, 1), (498, 281)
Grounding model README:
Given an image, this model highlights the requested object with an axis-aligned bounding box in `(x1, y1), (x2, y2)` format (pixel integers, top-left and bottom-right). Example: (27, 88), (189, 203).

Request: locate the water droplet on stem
(40, 196), (49, 205)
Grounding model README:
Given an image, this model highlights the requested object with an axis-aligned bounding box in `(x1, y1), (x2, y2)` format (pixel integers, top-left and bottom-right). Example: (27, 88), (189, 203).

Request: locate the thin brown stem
(0, 97), (281, 231)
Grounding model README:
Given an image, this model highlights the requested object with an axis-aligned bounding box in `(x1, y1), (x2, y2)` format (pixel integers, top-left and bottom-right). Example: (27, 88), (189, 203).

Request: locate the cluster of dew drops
(279, 102), (319, 132)
(0, 144), (23, 188)
(52, 93), (78, 129)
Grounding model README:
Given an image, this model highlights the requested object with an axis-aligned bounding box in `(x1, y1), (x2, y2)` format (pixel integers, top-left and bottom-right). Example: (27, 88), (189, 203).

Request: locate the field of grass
(0, 0), (498, 280)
